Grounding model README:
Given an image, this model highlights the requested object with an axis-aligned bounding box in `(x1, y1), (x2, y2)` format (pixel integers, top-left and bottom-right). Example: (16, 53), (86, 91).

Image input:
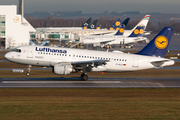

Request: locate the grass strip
(0, 88), (180, 120)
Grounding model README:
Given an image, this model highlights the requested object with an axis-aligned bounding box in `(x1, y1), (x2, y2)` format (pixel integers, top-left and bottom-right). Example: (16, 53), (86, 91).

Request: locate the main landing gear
(80, 67), (88, 81)
(26, 65), (32, 76)
(81, 73), (88, 81)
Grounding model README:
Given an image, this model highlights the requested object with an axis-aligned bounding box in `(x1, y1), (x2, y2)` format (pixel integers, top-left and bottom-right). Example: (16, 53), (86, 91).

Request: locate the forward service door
(27, 47), (33, 58)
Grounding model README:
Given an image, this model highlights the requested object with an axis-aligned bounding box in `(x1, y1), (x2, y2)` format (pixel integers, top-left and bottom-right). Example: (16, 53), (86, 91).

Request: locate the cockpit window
(12, 49), (21, 53)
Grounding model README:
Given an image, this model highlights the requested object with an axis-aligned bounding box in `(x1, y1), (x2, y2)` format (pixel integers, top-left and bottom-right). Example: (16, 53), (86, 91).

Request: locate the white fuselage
(5, 46), (174, 72)
(80, 35), (147, 45)
(37, 27), (133, 36)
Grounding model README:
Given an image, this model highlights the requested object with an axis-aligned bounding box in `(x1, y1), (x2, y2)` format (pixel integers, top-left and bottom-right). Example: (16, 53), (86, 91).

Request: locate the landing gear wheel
(26, 72), (30, 76)
(81, 74), (88, 81)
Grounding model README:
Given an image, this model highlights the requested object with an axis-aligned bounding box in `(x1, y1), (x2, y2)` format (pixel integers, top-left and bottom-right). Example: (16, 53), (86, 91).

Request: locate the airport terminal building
(0, 5), (36, 49)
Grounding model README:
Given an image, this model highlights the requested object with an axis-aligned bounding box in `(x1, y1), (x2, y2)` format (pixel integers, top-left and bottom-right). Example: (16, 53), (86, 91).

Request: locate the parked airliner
(80, 25), (147, 47)
(5, 27), (174, 80)
(36, 15), (150, 36)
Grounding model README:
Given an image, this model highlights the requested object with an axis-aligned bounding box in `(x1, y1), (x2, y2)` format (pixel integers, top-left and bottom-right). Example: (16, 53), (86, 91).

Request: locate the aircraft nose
(4, 53), (12, 61)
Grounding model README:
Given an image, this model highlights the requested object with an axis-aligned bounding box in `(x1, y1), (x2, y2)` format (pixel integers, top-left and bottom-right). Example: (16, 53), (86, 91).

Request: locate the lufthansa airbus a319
(5, 27), (174, 80)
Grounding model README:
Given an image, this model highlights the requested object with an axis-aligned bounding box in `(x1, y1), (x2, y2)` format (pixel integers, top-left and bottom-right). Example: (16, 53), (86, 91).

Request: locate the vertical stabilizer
(115, 25), (125, 35)
(131, 15), (150, 32)
(128, 26), (145, 37)
(136, 27), (174, 58)
(81, 18), (92, 27)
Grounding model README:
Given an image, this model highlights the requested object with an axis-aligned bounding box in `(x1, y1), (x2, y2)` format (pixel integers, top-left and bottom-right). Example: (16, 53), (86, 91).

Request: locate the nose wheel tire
(26, 72), (30, 76)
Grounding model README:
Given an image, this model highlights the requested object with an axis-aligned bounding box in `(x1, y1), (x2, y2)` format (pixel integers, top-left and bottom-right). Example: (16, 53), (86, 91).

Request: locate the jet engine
(53, 63), (72, 75)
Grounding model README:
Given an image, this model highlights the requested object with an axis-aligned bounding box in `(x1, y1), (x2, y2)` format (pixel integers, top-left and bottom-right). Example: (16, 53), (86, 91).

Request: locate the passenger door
(27, 47), (33, 58)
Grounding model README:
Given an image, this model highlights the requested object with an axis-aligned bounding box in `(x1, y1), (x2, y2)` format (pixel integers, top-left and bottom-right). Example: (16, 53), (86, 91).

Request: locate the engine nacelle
(53, 63), (72, 75)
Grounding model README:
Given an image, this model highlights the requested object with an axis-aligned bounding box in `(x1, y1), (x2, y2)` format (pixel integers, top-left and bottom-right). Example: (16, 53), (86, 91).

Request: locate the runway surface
(0, 77), (180, 88)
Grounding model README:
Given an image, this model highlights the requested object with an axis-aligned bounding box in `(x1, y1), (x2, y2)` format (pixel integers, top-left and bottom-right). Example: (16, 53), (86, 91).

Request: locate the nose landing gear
(26, 65), (32, 76)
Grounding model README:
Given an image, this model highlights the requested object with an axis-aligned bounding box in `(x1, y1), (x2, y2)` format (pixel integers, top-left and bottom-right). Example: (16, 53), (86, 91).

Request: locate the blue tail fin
(121, 18), (130, 26)
(138, 26), (145, 37)
(96, 25), (101, 29)
(88, 19), (98, 29)
(136, 27), (174, 58)
(83, 24), (88, 29)
(109, 19), (122, 30)
(81, 18), (92, 27)
(115, 25), (125, 35)
(128, 26), (145, 37)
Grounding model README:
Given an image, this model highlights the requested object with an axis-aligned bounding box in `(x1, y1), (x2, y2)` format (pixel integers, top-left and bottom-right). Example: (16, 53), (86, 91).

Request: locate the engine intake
(53, 63), (72, 75)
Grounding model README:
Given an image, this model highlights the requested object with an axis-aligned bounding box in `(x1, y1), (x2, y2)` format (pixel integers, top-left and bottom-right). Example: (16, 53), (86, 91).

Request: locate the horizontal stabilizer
(150, 60), (169, 67)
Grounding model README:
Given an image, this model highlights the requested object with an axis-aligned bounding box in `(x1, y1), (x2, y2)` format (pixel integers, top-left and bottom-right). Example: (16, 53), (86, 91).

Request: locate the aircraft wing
(50, 59), (108, 67)
(92, 32), (115, 35)
(99, 39), (115, 44)
(72, 59), (109, 71)
(144, 31), (152, 35)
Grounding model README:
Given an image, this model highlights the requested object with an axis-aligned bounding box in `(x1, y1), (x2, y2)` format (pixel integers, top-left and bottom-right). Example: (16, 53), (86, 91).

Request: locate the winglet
(136, 27), (174, 58)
